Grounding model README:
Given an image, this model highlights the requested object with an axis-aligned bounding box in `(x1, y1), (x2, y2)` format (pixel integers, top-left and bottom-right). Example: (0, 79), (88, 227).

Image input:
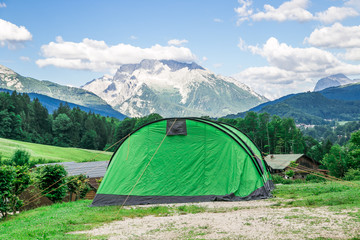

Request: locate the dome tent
(91, 118), (273, 207)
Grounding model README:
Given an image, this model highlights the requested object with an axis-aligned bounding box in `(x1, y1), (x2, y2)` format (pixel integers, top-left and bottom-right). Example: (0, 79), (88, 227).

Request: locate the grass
(1, 181), (359, 239)
(273, 181), (360, 208)
(0, 201), (207, 239)
(0, 137), (112, 162)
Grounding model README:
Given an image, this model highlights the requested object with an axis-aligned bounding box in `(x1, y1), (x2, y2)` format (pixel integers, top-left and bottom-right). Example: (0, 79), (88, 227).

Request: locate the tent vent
(167, 119), (187, 136)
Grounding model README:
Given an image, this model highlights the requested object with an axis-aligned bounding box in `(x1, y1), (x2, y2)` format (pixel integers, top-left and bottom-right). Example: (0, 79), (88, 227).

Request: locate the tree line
(0, 91), (162, 150)
(0, 91), (359, 179)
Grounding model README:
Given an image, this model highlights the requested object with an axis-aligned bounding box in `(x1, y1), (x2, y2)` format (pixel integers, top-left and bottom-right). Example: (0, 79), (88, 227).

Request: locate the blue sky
(1, 0), (360, 99)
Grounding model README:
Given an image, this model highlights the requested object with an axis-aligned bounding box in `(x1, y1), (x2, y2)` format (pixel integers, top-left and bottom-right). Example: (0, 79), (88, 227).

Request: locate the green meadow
(0, 181), (359, 239)
(0, 137), (113, 163)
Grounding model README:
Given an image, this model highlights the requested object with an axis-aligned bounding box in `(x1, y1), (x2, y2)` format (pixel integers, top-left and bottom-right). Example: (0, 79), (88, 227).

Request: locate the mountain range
(0, 64), (126, 119)
(2, 62), (359, 124)
(313, 73), (357, 91)
(225, 82), (360, 124)
(82, 59), (267, 117)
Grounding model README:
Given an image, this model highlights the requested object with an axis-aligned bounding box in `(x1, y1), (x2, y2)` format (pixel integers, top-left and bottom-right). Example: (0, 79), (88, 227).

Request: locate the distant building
(264, 154), (322, 178)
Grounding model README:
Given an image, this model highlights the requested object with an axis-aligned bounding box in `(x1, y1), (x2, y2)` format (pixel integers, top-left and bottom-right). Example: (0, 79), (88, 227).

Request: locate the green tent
(91, 118), (273, 206)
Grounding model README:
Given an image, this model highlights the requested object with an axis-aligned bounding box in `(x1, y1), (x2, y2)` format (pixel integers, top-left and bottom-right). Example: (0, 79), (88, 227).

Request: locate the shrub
(35, 165), (68, 203)
(10, 150), (30, 166)
(344, 169), (360, 181)
(0, 166), (15, 219)
(305, 174), (326, 183)
(0, 165), (30, 220)
(271, 174), (284, 184)
(28, 158), (59, 168)
(67, 174), (89, 201)
(285, 170), (295, 178)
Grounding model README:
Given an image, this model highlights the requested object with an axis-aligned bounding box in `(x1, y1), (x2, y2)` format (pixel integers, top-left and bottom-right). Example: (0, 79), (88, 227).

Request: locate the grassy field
(0, 181), (359, 239)
(0, 137), (113, 163)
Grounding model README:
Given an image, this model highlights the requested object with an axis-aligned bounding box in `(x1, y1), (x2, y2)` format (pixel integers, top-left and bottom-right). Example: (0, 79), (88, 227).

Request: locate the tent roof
(264, 154), (304, 170)
(36, 161), (108, 178)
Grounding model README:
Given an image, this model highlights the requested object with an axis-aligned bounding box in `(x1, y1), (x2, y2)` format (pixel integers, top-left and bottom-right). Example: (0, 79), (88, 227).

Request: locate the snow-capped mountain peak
(82, 59), (267, 117)
(314, 73), (353, 91)
(0, 64), (23, 90)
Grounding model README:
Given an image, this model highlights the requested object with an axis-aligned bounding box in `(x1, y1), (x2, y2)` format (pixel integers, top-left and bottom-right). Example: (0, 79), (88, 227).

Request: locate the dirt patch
(71, 200), (360, 239)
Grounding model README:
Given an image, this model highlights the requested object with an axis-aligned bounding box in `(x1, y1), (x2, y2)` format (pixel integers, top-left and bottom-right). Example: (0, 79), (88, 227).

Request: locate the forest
(0, 91), (359, 179)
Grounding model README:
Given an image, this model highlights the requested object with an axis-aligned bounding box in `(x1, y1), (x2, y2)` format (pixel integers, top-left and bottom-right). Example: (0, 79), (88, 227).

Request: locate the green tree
(52, 113), (73, 147)
(348, 130), (360, 170)
(0, 165), (15, 219)
(321, 145), (350, 178)
(80, 130), (98, 150)
(36, 165), (68, 203)
(0, 165), (30, 219)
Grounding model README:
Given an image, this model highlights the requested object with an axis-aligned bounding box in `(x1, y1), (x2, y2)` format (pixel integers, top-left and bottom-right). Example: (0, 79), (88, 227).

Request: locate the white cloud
(213, 18), (223, 23)
(130, 35), (137, 40)
(55, 36), (64, 43)
(0, 19), (32, 48)
(20, 56), (30, 61)
(306, 23), (360, 48)
(235, 0), (358, 24)
(234, 37), (360, 99)
(36, 37), (196, 72)
(235, 66), (313, 99)
(213, 63), (223, 68)
(251, 0), (313, 22)
(234, 0), (253, 25)
(343, 48), (360, 61)
(346, 0), (360, 10)
(202, 56), (208, 61)
(0, 2), (6, 8)
(315, 6), (359, 24)
(167, 39), (188, 46)
(249, 37), (344, 73)
(237, 37), (247, 51)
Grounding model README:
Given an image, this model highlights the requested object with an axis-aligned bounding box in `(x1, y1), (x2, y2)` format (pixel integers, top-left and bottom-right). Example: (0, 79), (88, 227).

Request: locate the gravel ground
(71, 200), (360, 239)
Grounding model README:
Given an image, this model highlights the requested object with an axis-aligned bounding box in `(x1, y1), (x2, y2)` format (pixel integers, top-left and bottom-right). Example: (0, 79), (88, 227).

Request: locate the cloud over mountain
(36, 37), (196, 72)
(235, 37), (360, 99)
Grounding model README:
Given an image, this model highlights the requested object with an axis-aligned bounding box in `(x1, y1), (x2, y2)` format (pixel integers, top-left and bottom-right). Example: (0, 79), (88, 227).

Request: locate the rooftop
(264, 154), (304, 170)
(37, 161), (109, 178)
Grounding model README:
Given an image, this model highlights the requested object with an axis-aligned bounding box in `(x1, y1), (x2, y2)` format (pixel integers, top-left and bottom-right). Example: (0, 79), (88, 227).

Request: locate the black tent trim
(91, 180), (274, 207)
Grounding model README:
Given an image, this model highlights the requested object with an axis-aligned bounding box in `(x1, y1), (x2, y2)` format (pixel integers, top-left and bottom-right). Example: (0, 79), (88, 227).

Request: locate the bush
(285, 170), (295, 178)
(305, 174), (327, 183)
(0, 165), (30, 220)
(344, 169), (360, 181)
(35, 165), (68, 203)
(67, 174), (89, 201)
(271, 174), (284, 184)
(28, 158), (59, 168)
(10, 150), (30, 166)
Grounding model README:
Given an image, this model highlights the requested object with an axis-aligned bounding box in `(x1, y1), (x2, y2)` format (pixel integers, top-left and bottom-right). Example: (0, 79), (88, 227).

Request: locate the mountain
(320, 82), (360, 101)
(224, 82), (360, 124)
(313, 73), (353, 91)
(0, 64), (126, 119)
(0, 88), (126, 119)
(82, 59), (267, 117)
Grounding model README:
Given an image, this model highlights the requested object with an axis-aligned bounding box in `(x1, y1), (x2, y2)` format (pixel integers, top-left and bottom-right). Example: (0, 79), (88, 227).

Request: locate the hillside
(224, 83), (360, 124)
(0, 88), (126, 119)
(82, 59), (267, 117)
(0, 65), (126, 120)
(320, 82), (360, 101)
(0, 137), (112, 162)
